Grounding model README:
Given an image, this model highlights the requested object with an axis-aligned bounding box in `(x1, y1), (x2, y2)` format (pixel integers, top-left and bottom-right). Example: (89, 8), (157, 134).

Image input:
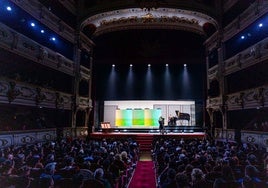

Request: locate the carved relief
(256, 87), (264, 106)
(263, 138), (268, 146)
(37, 46), (48, 61)
(249, 44), (262, 59)
(21, 135), (35, 144)
(55, 92), (64, 108)
(100, 15), (199, 27)
(7, 82), (21, 103)
(43, 91), (56, 102)
(20, 86), (35, 98)
(227, 133), (233, 139)
(0, 139), (8, 147)
(234, 92), (245, 108)
(35, 87), (46, 106)
(246, 135), (255, 143)
(22, 42), (36, 51)
(0, 81), (8, 94)
(43, 134), (52, 140)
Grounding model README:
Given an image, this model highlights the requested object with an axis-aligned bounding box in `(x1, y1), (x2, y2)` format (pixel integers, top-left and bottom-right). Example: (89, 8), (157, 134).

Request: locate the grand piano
(168, 110), (190, 126)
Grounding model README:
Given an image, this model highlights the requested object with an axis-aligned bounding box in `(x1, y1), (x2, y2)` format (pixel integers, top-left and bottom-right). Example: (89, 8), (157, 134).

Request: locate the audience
(153, 138), (268, 188)
(0, 137), (139, 188)
(0, 135), (268, 188)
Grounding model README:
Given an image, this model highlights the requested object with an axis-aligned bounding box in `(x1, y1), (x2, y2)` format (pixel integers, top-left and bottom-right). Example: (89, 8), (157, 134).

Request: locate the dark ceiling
(93, 29), (206, 65)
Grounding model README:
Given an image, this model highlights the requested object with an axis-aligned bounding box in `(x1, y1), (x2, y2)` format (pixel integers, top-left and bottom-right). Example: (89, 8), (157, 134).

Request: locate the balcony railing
(80, 66), (91, 81)
(206, 96), (222, 109)
(0, 78), (72, 110)
(226, 84), (268, 110)
(78, 97), (92, 109)
(0, 22), (75, 76)
(207, 64), (218, 80)
(214, 128), (268, 148)
(223, 1), (268, 42)
(224, 36), (268, 75)
(0, 127), (88, 147)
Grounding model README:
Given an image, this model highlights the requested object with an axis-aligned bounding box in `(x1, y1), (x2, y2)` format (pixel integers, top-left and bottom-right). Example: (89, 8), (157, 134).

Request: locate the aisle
(128, 152), (157, 188)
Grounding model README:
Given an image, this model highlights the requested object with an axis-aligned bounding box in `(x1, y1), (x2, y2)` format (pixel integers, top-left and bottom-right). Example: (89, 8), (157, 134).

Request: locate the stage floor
(90, 131), (206, 139)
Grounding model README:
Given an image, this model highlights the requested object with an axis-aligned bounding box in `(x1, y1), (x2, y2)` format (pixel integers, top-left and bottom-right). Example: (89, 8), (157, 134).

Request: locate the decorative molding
(209, 84), (268, 111)
(223, 0), (268, 42)
(0, 78), (72, 110)
(80, 66), (91, 81)
(78, 97), (92, 110)
(82, 8), (217, 36)
(11, 0), (75, 43)
(7, 81), (21, 103)
(208, 65), (218, 81)
(0, 22), (91, 81)
(215, 129), (268, 148)
(0, 22), (75, 76)
(206, 96), (222, 110)
(0, 129), (56, 147)
(226, 85), (268, 110)
(224, 36), (268, 76)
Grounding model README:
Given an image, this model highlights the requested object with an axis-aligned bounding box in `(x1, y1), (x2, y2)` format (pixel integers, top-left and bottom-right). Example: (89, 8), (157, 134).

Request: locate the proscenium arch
(81, 8), (218, 37)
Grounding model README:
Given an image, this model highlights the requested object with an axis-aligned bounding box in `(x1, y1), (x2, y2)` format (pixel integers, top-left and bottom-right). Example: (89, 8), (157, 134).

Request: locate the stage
(90, 126), (206, 151)
(90, 129), (206, 140)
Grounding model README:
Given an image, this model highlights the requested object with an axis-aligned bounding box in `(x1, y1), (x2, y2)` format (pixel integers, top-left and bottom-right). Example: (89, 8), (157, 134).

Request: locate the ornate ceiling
(79, 0), (218, 37)
(81, 7), (217, 37)
(34, 0), (254, 65)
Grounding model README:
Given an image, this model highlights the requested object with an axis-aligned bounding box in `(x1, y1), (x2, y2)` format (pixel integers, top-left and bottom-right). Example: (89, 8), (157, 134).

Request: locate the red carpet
(128, 161), (157, 188)
(136, 134), (153, 151)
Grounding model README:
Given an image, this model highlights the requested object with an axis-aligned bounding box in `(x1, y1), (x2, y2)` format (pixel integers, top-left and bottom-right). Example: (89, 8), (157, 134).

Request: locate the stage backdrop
(103, 100), (195, 128)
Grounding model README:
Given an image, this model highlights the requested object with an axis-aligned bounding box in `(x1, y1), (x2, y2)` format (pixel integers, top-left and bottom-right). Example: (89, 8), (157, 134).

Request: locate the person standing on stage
(159, 116), (165, 134)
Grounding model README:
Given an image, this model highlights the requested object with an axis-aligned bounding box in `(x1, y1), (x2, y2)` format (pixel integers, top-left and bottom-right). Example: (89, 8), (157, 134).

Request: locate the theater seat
(215, 181), (242, 188)
(81, 178), (105, 188)
(242, 181), (268, 188)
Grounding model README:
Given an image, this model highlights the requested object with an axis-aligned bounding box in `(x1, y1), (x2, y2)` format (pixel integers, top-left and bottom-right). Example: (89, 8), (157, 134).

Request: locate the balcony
(0, 78), (72, 110)
(226, 85), (268, 110)
(78, 97), (92, 110)
(206, 96), (222, 110)
(80, 66), (91, 81)
(223, 1), (268, 42)
(224, 36), (268, 75)
(0, 22), (75, 76)
(207, 64), (218, 81)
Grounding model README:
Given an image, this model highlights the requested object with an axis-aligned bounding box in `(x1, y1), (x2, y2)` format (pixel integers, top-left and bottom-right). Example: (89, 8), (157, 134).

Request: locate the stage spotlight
(184, 64), (187, 67)
(148, 64), (151, 67)
(112, 64), (115, 67)
(130, 64), (133, 67)
(31, 22), (35, 27)
(6, 6), (12, 11)
(258, 23), (263, 27)
(41, 29), (45, 33)
(50, 37), (56, 41)
(165, 64), (168, 67)
(241, 35), (245, 39)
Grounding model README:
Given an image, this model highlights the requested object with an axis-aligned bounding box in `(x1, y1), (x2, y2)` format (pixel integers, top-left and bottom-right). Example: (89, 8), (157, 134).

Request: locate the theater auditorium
(0, 0), (268, 187)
